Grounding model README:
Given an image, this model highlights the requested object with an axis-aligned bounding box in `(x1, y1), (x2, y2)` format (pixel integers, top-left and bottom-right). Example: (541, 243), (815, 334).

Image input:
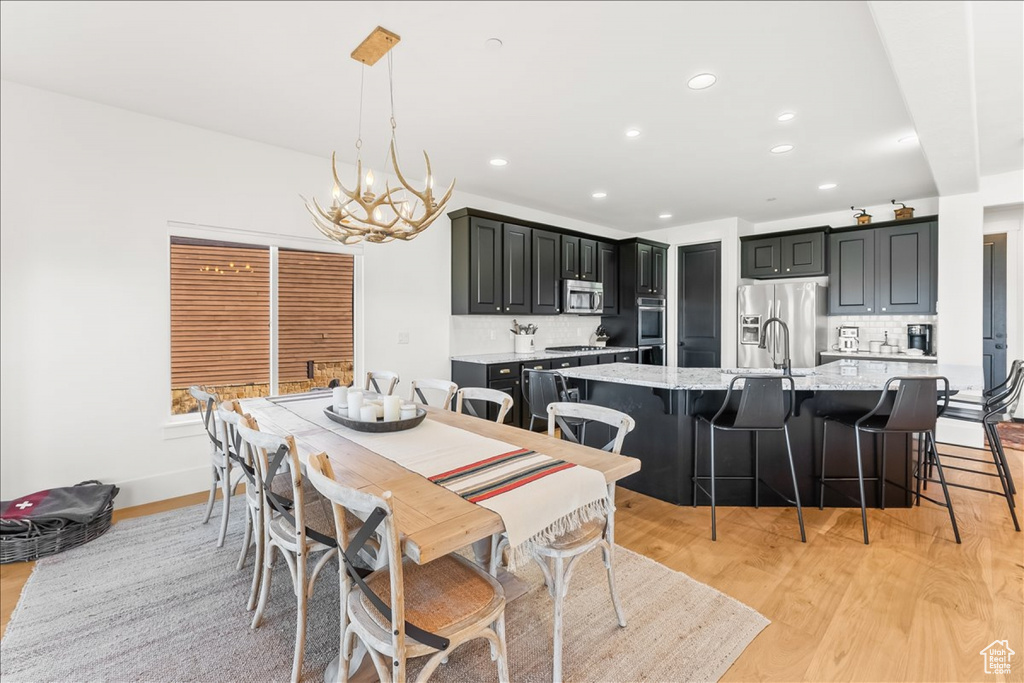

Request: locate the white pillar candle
(347, 391), (363, 418)
(332, 386), (349, 412)
(383, 396), (402, 422)
(400, 404), (417, 420)
(359, 405), (377, 422)
(374, 402), (385, 419)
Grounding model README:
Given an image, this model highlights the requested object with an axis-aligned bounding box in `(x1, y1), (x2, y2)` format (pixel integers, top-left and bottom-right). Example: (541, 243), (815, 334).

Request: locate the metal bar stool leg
(783, 424), (807, 542)
(710, 426), (718, 542)
(819, 420), (829, 510)
(692, 420), (700, 508)
(914, 432), (924, 507)
(984, 422), (1020, 530)
(854, 426), (870, 545)
(925, 431), (961, 544)
(988, 422), (1017, 501)
(880, 434), (887, 510)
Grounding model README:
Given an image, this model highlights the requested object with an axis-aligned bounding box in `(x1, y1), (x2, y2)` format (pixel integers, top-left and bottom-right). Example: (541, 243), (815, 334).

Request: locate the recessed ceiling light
(687, 73), (717, 90)
(658, 213), (672, 219)
(592, 191), (607, 199)
(898, 134), (918, 144)
(818, 183), (837, 190)
(484, 38), (503, 50)
(777, 112), (796, 122)
(625, 128), (641, 138)
(770, 144), (794, 154)
(489, 158), (508, 166)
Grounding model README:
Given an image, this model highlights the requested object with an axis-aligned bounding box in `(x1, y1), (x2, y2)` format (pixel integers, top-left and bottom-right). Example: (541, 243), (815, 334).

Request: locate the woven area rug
(1, 502), (768, 682)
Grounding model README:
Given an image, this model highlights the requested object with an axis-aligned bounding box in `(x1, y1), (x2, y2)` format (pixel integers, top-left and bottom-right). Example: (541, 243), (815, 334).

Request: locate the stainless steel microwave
(563, 279), (604, 315)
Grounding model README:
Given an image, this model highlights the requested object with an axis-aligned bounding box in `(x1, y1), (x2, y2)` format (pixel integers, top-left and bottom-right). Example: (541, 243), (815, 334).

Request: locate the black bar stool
(692, 375), (806, 542)
(820, 376), (960, 545)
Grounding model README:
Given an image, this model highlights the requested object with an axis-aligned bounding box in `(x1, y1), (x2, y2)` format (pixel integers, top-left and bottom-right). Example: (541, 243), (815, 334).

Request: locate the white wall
(0, 80), (623, 506)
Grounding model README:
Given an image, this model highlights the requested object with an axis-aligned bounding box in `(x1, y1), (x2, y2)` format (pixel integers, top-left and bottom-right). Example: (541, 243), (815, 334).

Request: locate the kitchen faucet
(758, 317), (792, 376)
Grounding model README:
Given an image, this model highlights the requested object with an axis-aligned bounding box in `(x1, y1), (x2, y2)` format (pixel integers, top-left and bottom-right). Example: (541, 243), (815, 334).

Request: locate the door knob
(995, 344), (1005, 350)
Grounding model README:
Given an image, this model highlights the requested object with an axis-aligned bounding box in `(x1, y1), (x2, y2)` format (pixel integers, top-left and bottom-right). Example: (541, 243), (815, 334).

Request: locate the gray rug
(1, 501), (768, 682)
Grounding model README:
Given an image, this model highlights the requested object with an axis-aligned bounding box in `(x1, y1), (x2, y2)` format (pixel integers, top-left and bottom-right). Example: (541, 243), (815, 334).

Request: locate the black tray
(323, 404), (427, 433)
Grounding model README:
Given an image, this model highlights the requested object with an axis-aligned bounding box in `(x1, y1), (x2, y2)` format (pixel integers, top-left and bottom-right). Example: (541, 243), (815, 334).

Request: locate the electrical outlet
(398, 331), (410, 345)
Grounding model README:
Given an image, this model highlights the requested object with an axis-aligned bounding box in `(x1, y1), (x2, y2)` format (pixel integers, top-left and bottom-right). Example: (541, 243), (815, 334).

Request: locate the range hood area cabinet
(829, 217), (937, 315)
(450, 208), (618, 316)
(741, 227), (828, 279)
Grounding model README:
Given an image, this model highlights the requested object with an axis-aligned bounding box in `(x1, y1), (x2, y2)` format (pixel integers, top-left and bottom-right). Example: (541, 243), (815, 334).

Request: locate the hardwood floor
(2, 446), (1021, 682)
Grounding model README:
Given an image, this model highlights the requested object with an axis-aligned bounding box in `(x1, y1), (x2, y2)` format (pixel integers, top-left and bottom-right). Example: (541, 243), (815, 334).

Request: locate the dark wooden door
(678, 242), (721, 367)
(982, 233), (1008, 391)
(531, 229), (561, 315)
(829, 230), (876, 314)
(781, 232), (825, 276)
(876, 222), (935, 314)
(503, 224), (532, 314)
(741, 237), (781, 278)
(468, 217), (503, 314)
(561, 235), (580, 279)
(637, 243), (654, 293)
(579, 238), (598, 281)
(597, 242), (618, 313)
(652, 246), (667, 296)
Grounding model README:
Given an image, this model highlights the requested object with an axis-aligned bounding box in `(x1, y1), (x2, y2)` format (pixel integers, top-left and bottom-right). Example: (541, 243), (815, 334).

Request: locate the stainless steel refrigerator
(737, 282), (827, 369)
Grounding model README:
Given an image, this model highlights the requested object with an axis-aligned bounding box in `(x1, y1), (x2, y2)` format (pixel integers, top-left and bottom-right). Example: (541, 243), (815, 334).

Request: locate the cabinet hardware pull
(882, 307), (886, 311)
(496, 307), (500, 311)
(499, 368), (511, 374)
(533, 365), (543, 370)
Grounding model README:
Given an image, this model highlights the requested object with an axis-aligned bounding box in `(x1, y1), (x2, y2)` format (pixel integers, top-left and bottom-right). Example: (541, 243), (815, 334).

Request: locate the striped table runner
(274, 396), (609, 568)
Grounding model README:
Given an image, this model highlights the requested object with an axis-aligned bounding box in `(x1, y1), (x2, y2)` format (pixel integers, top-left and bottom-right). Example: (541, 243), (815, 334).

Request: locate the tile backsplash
(450, 316), (605, 356)
(827, 315), (938, 353)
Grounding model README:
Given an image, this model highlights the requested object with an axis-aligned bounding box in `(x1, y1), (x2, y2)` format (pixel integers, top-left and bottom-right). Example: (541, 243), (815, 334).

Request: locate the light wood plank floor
(2, 445), (1021, 682)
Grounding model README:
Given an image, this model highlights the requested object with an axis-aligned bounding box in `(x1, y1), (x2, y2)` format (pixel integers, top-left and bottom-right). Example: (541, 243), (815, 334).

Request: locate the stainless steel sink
(720, 368), (816, 378)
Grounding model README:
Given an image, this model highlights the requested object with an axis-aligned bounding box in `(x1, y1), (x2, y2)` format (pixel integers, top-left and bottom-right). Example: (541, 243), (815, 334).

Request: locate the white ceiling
(1, 1), (1018, 232)
(972, 0), (1024, 177)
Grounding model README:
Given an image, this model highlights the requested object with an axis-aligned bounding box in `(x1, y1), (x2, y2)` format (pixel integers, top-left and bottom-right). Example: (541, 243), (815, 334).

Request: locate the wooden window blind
(170, 238), (270, 388)
(278, 249), (355, 382)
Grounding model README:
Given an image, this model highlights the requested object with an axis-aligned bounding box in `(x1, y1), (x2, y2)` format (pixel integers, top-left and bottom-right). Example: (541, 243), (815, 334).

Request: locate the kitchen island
(556, 360), (983, 507)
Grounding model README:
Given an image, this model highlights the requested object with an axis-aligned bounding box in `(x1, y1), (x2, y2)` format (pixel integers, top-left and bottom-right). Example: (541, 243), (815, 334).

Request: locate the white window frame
(163, 220), (364, 430)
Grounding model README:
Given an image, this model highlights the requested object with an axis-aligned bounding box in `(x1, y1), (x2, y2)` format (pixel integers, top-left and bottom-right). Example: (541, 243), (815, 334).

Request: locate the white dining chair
(306, 452), (510, 683)
(410, 378), (458, 410)
(364, 370), (400, 396)
(491, 401), (635, 683)
(238, 420), (339, 683)
(456, 387), (514, 424)
(190, 386), (244, 548)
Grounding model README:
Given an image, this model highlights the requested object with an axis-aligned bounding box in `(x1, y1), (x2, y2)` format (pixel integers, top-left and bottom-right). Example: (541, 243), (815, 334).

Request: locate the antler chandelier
(304, 27), (454, 245)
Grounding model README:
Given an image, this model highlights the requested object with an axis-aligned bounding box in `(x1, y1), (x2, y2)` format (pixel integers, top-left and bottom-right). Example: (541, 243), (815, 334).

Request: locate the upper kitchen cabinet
(580, 238), (598, 281)
(652, 246), (667, 295)
(532, 229), (561, 315)
(741, 228), (827, 279)
(619, 238), (669, 299)
(451, 214), (504, 314)
(597, 241), (618, 313)
(827, 216), (937, 315)
(503, 223), (532, 314)
(561, 235), (598, 281)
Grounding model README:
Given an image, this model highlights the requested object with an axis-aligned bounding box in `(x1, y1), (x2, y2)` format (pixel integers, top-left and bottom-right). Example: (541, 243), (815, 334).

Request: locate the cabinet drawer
(615, 352), (637, 363)
(578, 355), (600, 366)
(521, 359), (552, 372)
(487, 362), (520, 380)
(552, 357), (581, 370)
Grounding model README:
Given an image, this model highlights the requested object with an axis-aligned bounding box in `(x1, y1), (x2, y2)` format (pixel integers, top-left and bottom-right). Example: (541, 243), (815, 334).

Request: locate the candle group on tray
(332, 386), (417, 422)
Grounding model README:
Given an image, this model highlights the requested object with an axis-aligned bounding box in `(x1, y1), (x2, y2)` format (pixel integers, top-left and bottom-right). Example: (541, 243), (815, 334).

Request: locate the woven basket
(1, 499), (115, 564)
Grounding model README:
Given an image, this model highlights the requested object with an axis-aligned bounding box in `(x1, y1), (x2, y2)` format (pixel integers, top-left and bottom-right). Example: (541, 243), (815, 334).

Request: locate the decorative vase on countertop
(514, 334), (536, 354)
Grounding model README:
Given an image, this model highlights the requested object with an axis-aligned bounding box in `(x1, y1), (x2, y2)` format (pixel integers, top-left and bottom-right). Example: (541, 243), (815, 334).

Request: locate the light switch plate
(398, 331), (410, 344)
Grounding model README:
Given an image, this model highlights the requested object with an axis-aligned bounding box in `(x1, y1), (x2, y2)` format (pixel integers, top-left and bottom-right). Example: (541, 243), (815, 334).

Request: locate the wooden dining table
(240, 393), (642, 565)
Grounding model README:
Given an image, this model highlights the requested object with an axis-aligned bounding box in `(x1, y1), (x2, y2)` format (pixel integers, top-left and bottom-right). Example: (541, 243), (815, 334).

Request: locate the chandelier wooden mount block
(351, 26), (401, 65)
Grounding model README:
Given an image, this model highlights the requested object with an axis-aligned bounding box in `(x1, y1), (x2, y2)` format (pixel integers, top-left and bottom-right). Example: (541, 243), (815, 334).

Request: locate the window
(169, 237), (355, 415)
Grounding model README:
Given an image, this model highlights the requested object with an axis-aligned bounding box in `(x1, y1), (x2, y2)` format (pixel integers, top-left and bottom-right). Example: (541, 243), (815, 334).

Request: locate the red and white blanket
(275, 397), (609, 569)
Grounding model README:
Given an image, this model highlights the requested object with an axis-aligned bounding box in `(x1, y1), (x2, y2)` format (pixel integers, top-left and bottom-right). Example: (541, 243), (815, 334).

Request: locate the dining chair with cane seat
(455, 387), (514, 424)
(932, 362), (1021, 532)
(365, 370), (401, 396)
(409, 379), (458, 411)
(820, 376), (961, 544)
(489, 401), (634, 683)
(190, 386), (244, 548)
(237, 419), (340, 683)
(692, 375), (806, 543)
(306, 452), (510, 683)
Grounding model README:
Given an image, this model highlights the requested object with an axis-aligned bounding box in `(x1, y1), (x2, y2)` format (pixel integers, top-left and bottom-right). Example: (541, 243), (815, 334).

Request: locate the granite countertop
(821, 350), (938, 362)
(556, 360), (984, 392)
(450, 346), (639, 364)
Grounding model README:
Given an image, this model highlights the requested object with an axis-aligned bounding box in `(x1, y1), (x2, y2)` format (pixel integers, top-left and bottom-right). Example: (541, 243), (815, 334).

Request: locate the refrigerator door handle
(776, 298), (782, 366)
(767, 299), (774, 361)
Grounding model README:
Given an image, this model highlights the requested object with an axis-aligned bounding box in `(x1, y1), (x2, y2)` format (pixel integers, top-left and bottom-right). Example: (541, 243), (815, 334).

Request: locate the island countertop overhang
(555, 360), (985, 392)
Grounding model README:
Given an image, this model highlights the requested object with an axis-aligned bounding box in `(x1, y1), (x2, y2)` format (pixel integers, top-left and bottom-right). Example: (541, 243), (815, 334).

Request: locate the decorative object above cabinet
(740, 226), (829, 279)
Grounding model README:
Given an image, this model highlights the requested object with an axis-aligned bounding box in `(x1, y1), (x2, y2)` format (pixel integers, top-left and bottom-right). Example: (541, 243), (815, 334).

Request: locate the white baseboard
(936, 418), (984, 448)
(113, 465), (211, 508)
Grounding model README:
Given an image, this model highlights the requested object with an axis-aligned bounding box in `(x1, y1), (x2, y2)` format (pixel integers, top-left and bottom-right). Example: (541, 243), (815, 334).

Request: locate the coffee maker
(907, 324), (933, 354)
(837, 325), (859, 352)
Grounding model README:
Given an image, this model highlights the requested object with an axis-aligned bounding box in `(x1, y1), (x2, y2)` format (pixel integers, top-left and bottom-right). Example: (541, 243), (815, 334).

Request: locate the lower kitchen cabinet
(486, 377), (521, 426)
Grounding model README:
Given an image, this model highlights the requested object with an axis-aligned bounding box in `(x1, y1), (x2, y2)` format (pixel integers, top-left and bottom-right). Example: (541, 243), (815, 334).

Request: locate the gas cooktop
(545, 345), (607, 352)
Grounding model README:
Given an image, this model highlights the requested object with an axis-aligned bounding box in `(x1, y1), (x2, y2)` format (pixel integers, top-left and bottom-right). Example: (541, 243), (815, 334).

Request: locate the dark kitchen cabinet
(551, 356), (581, 371)
(741, 236), (782, 278)
(487, 377), (521, 426)
(652, 246), (667, 296)
(781, 231), (825, 276)
(503, 224), (532, 315)
(597, 242), (618, 313)
(829, 229), (876, 314)
(531, 229), (561, 315)
(580, 238), (598, 281)
(561, 235), (579, 280)
(637, 243), (654, 292)
(876, 222), (936, 314)
(579, 355), (600, 366)
(827, 218), (937, 315)
(451, 216), (503, 314)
